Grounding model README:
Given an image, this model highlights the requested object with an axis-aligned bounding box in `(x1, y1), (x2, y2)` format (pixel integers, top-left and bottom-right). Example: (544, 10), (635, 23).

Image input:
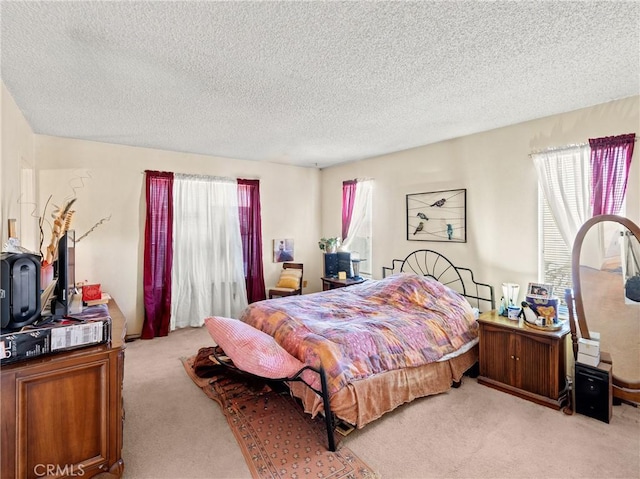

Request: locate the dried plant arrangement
(44, 198), (76, 265)
(38, 172), (112, 263)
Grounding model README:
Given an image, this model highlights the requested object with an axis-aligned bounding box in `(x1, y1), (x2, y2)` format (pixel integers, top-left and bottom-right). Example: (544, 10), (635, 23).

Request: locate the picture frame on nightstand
(526, 282), (553, 299)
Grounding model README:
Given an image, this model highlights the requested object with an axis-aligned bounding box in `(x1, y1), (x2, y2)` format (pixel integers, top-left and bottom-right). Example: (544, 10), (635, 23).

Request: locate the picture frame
(526, 282), (553, 299)
(273, 238), (294, 263)
(406, 188), (466, 242)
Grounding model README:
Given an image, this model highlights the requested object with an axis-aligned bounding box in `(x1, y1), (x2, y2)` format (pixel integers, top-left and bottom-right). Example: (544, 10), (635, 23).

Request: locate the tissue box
(525, 296), (559, 323)
(577, 351), (601, 367)
(578, 338), (600, 357)
(577, 337), (601, 367)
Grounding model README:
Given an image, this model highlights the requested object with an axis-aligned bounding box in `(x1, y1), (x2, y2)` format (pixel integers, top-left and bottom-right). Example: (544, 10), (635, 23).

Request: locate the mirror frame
(571, 214), (640, 404)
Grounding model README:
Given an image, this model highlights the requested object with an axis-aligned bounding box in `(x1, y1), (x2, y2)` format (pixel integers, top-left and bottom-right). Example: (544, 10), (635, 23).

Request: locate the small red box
(82, 284), (102, 302)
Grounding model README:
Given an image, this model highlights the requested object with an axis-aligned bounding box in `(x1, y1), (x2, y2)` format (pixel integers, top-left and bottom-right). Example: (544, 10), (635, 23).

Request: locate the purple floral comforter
(239, 273), (477, 394)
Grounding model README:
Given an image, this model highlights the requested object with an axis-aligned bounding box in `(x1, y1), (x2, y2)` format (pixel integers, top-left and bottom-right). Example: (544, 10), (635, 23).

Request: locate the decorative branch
(65, 170), (93, 204)
(76, 215), (112, 243)
(38, 195), (53, 255)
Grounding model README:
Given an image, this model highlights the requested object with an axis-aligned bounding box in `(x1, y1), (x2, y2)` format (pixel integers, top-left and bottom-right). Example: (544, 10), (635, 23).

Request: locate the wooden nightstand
(321, 276), (366, 291)
(477, 310), (570, 410)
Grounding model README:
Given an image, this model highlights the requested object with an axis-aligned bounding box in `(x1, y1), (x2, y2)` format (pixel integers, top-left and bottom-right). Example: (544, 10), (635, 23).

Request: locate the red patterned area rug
(182, 354), (377, 479)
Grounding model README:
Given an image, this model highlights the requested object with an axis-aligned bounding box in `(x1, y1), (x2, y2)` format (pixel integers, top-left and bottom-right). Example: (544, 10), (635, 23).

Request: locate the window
(347, 211), (372, 276)
(535, 134), (634, 293)
(342, 179), (373, 277)
(535, 145), (591, 292)
(539, 187), (574, 293)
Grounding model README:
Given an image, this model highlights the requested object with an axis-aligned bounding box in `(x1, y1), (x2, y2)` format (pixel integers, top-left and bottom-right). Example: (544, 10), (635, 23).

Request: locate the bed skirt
(289, 344), (478, 428)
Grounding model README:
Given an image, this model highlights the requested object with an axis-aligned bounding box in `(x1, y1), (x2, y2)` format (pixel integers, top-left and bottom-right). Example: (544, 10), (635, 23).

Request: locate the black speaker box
(575, 362), (612, 423)
(324, 253), (338, 277)
(1, 253), (41, 331)
(337, 252), (352, 278)
(0, 257), (9, 328)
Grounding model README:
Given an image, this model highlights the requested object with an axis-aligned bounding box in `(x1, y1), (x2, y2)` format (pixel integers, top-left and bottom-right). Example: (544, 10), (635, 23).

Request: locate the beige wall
(35, 137), (322, 335)
(1, 83), (37, 248)
(321, 96), (640, 299)
(3, 81), (638, 337)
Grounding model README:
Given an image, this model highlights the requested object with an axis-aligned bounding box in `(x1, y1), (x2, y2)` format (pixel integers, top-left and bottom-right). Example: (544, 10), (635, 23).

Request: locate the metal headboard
(383, 249), (495, 312)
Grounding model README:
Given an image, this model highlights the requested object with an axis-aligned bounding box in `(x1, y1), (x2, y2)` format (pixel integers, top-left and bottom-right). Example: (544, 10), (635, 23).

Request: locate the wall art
(273, 238), (294, 262)
(406, 188), (466, 242)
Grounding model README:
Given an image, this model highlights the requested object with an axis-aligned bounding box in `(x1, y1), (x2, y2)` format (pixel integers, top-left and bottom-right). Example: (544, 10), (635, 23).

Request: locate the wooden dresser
(477, 310), (569, 410)
(1, 301), (126, 479)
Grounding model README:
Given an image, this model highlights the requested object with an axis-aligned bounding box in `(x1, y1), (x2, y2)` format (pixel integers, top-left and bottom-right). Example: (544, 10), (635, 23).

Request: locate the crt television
(52, 230), (76, 318)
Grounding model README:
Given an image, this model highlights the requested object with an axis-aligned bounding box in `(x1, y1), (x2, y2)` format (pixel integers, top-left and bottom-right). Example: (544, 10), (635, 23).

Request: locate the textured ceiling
(1, 1), (638, 169)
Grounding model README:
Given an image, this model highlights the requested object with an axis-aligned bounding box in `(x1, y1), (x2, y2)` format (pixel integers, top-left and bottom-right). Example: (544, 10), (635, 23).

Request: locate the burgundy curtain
(237, 179), (266, 303)
(590, 133), (635, 216)
(141, 171), (174, 339)
(342, 180), (358, 241)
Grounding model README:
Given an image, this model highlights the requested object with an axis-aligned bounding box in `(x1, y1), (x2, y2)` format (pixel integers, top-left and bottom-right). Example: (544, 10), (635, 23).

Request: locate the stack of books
(83, 292), (111, 307)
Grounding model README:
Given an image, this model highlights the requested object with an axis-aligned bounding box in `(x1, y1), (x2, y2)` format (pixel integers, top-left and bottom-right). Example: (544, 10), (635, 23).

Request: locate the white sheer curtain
(532, 145), (591, 250)
(170, 174), (248, 329)
(342, 180), (373, 251)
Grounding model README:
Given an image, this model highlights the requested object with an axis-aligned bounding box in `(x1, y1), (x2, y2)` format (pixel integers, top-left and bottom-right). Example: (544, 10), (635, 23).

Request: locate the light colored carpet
(122, 325), (640, 479)
(181, 354), (376, 479)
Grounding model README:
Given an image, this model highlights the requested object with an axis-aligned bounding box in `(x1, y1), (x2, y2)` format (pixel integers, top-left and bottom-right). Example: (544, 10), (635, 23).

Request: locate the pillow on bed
(276, 268), (302, 289)
(204, 316), (305, 379)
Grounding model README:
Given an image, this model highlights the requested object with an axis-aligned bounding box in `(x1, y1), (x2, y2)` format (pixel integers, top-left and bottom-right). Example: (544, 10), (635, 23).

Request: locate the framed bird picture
(406, 188), (467, 242)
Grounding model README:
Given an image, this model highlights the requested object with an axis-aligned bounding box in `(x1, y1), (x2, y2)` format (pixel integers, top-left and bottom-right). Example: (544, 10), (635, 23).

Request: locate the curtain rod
(529, 137), (637, 157)
(529, 142), (588, 157)
(175, 173), (235, 182)
(142, 170), (236, 182)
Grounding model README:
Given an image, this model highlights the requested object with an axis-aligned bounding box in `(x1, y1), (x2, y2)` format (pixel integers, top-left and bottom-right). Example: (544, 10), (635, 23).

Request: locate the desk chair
(268, 263), (303, 299)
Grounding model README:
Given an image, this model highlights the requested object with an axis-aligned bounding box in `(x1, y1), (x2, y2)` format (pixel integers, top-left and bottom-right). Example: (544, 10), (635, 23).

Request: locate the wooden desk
(1, 300), (126, 478)
(321, 276), (366, 291)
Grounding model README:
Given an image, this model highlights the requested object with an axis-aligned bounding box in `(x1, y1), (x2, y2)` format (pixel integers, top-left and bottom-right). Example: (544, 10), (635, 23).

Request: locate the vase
(502, 283), (520, 307)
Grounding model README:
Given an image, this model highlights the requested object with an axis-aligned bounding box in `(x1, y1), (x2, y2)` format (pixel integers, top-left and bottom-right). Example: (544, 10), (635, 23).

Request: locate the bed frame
(383, 249), (495, 311)
(210, 346), (338, 451)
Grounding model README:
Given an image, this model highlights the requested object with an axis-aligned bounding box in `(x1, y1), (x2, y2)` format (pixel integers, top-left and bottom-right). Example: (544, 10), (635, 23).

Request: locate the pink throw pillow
(204, 316), (305, 379)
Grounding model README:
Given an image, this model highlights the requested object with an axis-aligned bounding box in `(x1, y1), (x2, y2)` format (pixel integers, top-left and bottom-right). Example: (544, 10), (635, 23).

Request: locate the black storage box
(337, 252), (352, 278)
(575, 362), (612, 423)
(324, 253), (338, 277)
(0, 305), (111, 365)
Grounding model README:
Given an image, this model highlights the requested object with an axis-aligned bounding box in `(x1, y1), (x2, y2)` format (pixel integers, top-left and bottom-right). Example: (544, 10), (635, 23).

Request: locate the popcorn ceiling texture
(1, 1), (638, 168)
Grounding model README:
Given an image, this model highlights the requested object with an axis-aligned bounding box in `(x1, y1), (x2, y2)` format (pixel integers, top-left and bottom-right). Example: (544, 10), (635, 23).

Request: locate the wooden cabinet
(1, 301), (126, 479)
(477, 310), (569, 410)
(321, 277), (366, 291)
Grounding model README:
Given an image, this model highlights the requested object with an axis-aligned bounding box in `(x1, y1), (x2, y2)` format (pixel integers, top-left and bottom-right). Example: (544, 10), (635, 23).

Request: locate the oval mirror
(572, 214), (640, 404)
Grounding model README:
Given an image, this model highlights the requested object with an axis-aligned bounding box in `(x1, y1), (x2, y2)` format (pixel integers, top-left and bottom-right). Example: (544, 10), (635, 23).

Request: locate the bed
(237, 250), (495, 433)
